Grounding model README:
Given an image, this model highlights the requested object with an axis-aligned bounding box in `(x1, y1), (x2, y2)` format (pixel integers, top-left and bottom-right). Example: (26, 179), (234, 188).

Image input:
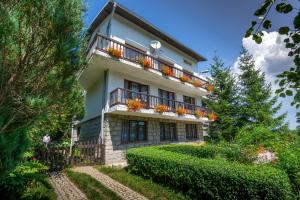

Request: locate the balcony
(87, 34), (210, 92)
(109, 88), (211, 122)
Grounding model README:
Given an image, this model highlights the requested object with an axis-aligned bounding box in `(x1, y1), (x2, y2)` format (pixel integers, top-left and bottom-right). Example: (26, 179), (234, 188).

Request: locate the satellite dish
(150, 40), (161, 50)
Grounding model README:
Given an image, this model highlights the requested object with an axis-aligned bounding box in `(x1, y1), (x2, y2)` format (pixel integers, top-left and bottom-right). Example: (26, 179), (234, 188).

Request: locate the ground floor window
(121, 120), (147, 143)
(160, 122), (177, 141)
(186, 124), (198, 139)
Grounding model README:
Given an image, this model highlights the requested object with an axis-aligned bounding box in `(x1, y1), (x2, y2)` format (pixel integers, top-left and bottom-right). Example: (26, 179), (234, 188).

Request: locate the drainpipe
(106, 1), (117, 37)
(100, 70), (109, 144)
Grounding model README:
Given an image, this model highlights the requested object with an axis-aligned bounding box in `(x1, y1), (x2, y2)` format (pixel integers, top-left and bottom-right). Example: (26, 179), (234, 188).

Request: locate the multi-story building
(78, 1), (213, 165)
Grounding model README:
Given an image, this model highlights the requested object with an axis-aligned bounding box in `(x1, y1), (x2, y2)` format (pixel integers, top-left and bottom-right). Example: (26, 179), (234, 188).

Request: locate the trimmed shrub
(161, 144), (251, 163)
(126, 146), (294, 200)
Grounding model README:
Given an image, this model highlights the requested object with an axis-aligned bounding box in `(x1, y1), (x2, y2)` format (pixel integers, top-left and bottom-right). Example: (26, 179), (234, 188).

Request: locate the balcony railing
(89, 34), (209, 89)
(110, 88), (207, 115)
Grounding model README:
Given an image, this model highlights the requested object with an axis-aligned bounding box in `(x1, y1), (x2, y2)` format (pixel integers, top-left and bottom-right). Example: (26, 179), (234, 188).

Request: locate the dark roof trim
(87, 1), (206, 62)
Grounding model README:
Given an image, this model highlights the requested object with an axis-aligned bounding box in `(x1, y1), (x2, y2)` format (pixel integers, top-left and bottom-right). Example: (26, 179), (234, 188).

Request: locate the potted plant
(208, 113), (217, 121)
(206, 84), (214, 93)
(140, 57), (151, 69)
(192, 80), (204, 87)
(180, 75), (190, 83)
(154, 104), (168, 113)
(127, 98), (143, 111)
(194, 110), (206, 118)
(107, 47), (122, 59)
(176, 107), (187, 116)
(161, 65), (173, 77)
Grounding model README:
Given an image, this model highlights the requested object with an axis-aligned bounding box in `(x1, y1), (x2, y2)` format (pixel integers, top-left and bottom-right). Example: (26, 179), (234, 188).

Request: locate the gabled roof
(87, 1), (206, 62)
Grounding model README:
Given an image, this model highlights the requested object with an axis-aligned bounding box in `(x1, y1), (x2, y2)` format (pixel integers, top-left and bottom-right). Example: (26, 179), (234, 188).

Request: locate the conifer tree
(206, 55), (239, 141)
(237, 48), (286, 129)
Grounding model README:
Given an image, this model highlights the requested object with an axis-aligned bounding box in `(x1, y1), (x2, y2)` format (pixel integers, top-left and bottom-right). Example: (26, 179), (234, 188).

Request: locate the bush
(127, 146), (294, 200)
(161, 144), (251, 163)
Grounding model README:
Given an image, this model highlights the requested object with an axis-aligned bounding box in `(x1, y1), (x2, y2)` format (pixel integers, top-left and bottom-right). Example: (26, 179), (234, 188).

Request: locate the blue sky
(84, 0), (297, 129)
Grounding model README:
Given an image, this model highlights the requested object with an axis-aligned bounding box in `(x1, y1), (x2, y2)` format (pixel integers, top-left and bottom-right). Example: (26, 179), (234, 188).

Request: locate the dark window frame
(121, 120), (147, 143)
(185, 124), (198, 140)
(158, 89), (175, 109)
(160, 122), (177, 141)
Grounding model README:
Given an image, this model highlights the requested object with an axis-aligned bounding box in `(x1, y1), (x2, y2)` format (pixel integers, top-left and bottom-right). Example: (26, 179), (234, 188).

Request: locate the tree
(237, 48), (286, 129)
(245, 0), (300, 109)
(0, 0), (85, 173)
(206, 55), (239, 142)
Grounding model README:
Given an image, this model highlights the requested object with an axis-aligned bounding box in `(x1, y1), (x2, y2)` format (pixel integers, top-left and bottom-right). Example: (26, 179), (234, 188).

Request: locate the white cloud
(233, 31), (297, 129)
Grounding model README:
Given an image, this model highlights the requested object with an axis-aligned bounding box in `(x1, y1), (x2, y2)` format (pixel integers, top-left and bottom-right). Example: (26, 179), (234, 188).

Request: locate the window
(122, 120), (147, 143)
(186, 124), (198, 140)
(160, 123), (177, 141)
(158, 89), (175, 108)
(183, 59), (193, 66)
(183, 95), (195, 111)
(124, 80), (149, 104)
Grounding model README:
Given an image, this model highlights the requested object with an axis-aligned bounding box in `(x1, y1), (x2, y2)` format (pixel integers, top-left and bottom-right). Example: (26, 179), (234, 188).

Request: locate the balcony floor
(79, 50), (208, 97)
(108, 104), (210, 123)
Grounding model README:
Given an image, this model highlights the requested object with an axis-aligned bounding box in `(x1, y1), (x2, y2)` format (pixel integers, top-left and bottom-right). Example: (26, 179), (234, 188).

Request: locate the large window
(160, 122), (177, 141)
(124, 80), (148, 104)
(185, 124), (198, 140)
(183, 95), (196, 111)
(121, 120), (147, 143)
(158, 89), (175, 108)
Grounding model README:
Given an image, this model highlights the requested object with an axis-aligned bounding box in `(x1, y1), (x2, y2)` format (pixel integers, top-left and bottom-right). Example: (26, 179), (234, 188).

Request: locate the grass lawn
(66, 170), (122, 200)
(97, 166), (188, 200)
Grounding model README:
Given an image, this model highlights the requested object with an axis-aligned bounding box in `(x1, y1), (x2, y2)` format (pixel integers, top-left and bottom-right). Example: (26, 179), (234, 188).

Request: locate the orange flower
(161, 65), (173, 77)
(180, 75), (190, 82)
(140, 58), (151, 68)
(154, 104), (168, 113)
(194, 110), (206, 118)
(176, 107), (187, 115)
(208, 113), (217, 121)
(206, 84), (214, 92)
(257, 146), (265, 154)
(108, 47), (122, 59)
(193, 80), (204, 87)
(127, 99), (143, 111)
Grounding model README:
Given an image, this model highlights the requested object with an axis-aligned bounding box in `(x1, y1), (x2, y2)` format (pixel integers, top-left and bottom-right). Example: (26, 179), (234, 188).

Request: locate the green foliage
(127, 146), (294, 200)
(205, 55), (239, 141)
(0, 0), (85, 174)
(237, 48), (286, 129)
(245, 0), (300, 109)
(161, 144), (251, 163)
(98, 166), (188, 200)
(21, 179), (56, 200)
(66, 170), (122, 200)
(0, 160), (52, 199)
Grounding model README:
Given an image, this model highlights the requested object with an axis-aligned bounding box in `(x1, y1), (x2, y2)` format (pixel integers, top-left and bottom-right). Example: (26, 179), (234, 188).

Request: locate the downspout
(106, 1), (117, 37)
(100, 70), (109, 144)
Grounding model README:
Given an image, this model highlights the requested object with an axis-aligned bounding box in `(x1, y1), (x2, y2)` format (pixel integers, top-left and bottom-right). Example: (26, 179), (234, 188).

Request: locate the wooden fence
(35, 139), (102, 171)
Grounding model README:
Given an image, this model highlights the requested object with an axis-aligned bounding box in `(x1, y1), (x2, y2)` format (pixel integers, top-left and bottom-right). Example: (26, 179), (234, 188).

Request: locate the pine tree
(237, 48), (286, 129)
(206, 55), (239, 142)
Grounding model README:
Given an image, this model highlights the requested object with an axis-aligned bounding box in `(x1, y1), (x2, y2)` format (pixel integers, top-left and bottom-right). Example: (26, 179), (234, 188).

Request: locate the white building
(78, 1), (213, 165)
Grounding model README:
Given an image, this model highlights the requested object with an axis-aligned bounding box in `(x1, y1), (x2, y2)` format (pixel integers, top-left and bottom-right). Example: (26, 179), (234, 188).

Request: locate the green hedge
(126, 146), (294, 200)
(160, 144), (251, 163)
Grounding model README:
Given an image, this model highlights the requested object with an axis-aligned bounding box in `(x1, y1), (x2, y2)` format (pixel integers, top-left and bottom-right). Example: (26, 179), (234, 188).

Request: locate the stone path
(73, 166), (148, 200)
(49, 172), (88, 200)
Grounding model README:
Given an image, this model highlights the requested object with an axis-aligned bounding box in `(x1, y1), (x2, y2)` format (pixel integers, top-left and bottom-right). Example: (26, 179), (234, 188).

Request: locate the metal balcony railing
(110, 88), (207, 115)
(88, 34), (209, 90)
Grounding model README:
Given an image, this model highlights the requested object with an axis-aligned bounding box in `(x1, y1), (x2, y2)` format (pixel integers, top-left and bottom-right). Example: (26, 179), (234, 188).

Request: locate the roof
(87, 1), (207, 62)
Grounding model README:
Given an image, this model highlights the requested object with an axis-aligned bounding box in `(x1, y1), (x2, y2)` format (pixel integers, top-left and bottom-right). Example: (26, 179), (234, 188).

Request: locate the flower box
(127, 99), (143, 111)
(154, 104), (168, 113)
(176, 107), (187, 115)
(107, 47), (122, 59)
(194, 110), (206, 118)
(161, 65), (173, 77)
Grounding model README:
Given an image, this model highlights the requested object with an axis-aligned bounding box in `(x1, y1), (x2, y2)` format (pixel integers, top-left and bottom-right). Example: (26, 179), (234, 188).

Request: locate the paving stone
(49, 172), (88, 200)
(73, 166), (148, 200)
